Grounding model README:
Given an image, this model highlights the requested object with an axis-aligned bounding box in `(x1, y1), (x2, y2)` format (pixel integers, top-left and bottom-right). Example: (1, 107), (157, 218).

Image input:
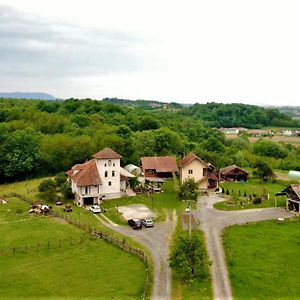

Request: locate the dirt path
(95, 210), (177, 300)
(195, 194), (293, 300)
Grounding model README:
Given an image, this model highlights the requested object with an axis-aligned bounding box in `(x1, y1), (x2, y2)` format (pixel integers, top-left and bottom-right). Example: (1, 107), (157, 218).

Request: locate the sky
(0, 0), (299, 106)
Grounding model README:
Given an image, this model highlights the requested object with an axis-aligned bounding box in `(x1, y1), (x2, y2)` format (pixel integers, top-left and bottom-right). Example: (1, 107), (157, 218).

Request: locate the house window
(105, 171), (108, 177)
(188, 169), (193, 175)
(203, 169), (207, 176)
(108, 160), (112, 166)
(108, 181), (112, 186)
(113, 163), (115, 166)
(112, 171), (115, 177)
(85, 186), (89, 194)
(104, 163), (107, 167)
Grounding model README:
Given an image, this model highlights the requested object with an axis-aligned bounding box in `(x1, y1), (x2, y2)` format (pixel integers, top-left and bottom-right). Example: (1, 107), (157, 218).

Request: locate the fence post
(25, 243), (28, 253)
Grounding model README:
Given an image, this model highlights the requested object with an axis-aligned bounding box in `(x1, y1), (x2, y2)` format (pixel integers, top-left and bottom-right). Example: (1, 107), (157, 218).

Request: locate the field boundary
(0, 236), (84, 255)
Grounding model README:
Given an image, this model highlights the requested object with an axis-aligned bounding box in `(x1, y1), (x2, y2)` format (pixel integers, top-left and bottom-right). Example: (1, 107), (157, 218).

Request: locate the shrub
(170, 231), (208, 281)
(178, 178), (199, 201)
(226, 189), (229, 195)
(38, 179), (56, 193)
(252, 197), (262, 204)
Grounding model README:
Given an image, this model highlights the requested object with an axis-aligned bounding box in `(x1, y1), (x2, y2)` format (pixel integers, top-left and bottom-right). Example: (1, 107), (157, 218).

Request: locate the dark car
(128, 218), (142, 230)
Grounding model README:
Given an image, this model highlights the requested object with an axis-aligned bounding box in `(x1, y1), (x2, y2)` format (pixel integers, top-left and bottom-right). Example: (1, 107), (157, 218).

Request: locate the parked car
(128, 218), (142, 230)
(142, 218), (154, 228)
(90, 205), (101, 213)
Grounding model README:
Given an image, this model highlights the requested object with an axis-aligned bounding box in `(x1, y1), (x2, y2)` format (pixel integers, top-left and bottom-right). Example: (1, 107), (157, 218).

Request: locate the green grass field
(214, 179), (289, 210)
(0, 177), (45, 198)
(223, 219), (300, 299)
(0, 195), (146, 299)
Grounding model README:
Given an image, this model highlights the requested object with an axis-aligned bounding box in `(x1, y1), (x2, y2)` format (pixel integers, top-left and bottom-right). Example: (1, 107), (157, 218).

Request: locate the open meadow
(0, 191), (146, 299)
(223, 219), (300, 299)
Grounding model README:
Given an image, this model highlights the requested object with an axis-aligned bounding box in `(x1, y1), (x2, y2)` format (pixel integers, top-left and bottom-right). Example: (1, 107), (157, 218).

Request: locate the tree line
(0, 98), (299, 182)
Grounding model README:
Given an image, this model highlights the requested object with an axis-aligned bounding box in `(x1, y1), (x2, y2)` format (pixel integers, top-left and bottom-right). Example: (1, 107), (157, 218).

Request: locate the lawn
(0, 177), (45, 198)
(223, 218), (300, 299)
(214, 179), (289, 210)
(0, 197), (146, 299)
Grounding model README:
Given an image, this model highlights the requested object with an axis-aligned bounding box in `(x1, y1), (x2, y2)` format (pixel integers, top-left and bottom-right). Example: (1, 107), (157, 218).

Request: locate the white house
(180, 153), (219, 190)
(66, 147), (134, 206)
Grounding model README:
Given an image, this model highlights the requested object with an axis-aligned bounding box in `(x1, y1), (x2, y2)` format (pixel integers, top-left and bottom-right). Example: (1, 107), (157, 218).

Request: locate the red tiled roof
(141, 156), (178, 173)
(180, 153), (208, 168)
(67, 159), (102, 187)
(93, 147), (122, 159)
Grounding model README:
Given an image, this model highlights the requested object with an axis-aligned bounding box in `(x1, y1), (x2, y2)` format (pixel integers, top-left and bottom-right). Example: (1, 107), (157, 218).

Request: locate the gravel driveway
(194, 194), (293, 300)
(95, 210), (177, 300)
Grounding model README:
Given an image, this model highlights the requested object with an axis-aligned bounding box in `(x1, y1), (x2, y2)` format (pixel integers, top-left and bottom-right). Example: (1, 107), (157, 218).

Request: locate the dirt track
(195, 194), (293, 300)
(95, 211), (177, 300)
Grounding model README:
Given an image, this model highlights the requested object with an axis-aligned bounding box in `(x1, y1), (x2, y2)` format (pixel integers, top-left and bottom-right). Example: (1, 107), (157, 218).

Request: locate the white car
(90, 205), (101, 213)
(142, 218), (154, 228)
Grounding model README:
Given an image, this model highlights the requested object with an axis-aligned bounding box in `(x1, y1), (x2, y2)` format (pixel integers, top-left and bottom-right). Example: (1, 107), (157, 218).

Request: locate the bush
(38, 179), (56, 193)
(170, 231), (208, 281)
(178, 178), (199, 201)
(252, 197), (262, 204)
(226, 189), (229, 195)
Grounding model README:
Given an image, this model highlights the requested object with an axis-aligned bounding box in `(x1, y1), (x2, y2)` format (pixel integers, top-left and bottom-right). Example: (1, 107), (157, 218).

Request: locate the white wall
(181, 159), (206, 183)
(96, 158), (120, 195)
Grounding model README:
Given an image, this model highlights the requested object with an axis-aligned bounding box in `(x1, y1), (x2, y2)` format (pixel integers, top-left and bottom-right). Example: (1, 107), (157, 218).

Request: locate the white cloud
(0, 0), (299, 105)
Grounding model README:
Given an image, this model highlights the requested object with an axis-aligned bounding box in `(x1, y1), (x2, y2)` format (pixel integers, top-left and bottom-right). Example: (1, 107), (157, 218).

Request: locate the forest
(0, 98), (299, 182)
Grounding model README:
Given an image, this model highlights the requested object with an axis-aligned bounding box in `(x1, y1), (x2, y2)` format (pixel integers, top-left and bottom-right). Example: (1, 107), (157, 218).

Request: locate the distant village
(219, 127), (300, 137)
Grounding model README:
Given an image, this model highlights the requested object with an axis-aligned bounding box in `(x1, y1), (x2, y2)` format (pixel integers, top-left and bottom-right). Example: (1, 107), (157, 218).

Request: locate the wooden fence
(1, 192), (34, 204)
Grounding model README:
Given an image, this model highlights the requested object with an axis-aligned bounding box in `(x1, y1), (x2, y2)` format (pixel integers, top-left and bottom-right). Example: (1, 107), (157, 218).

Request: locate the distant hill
(0, 92), (56, 100)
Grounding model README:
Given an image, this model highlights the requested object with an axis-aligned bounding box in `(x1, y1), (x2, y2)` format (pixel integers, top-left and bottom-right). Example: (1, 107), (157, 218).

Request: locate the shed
(219, 165), (248, 182)
(277, 185), (300, 213)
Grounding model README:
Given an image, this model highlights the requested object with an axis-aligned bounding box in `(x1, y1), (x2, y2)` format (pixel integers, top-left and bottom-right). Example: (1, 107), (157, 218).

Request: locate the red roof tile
(180, 153), (208, 168)
(68, 159), (102, 187)
(141, 156), (178, 173)
(93, 147), (122, 159)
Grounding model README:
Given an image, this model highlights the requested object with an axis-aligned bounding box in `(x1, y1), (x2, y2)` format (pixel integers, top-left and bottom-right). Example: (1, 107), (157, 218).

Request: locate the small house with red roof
(66, 147), (134, 206)
(180, 153), (219, 190)
(140, 156), (178, 181)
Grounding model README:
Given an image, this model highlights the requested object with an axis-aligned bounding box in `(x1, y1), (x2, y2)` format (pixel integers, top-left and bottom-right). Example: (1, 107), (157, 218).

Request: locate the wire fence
(0, 236), (85, 256)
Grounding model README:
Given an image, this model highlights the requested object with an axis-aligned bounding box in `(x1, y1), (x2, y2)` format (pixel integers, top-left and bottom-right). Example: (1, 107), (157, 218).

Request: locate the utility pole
(188, 201), (192, 238)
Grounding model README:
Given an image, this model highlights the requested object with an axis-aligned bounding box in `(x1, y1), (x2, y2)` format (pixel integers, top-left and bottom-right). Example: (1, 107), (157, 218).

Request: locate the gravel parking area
(117, 204), (157, 220)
